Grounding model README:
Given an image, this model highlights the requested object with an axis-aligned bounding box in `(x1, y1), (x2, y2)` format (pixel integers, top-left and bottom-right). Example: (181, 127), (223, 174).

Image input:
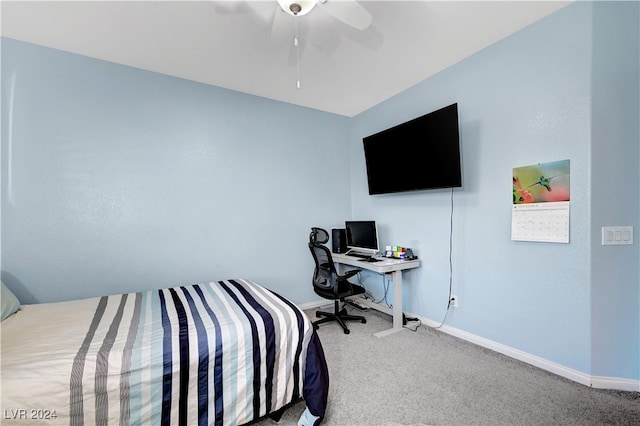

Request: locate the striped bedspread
(1, 279), (328, 426)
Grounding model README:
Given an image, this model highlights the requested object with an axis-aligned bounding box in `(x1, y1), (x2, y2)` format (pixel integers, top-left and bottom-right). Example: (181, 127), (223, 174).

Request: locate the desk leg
(373, 270), (404, 338)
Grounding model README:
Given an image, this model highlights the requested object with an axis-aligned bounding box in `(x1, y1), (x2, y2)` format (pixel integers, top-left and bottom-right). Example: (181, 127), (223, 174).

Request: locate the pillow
(1, 281), (21, 321)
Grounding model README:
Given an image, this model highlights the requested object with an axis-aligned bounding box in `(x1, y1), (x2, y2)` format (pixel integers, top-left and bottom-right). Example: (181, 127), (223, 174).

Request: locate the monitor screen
(362, 103), (462, 195)
(345, 221), (379, 254)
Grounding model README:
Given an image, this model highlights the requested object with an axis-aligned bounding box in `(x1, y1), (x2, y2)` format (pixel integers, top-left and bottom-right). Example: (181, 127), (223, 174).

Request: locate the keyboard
(346, 252), (371, 259)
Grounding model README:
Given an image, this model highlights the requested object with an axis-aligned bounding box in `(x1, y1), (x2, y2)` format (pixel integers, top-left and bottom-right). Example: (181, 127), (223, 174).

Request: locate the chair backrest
(309, 228), (337, 291)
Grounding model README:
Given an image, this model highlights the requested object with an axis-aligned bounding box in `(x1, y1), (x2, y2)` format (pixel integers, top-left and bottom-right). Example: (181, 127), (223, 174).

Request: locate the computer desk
(332, 253), (420, 338)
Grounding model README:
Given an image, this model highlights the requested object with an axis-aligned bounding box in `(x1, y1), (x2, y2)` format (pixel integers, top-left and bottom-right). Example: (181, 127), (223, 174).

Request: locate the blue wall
(2, 2), (638, 383)
(1, 38), (351, 305)
(349, 2), (638, 381)
(590, 1), (640, 379)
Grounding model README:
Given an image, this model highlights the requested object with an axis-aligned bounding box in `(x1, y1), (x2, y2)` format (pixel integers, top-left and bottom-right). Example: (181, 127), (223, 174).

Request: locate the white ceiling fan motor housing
(277, 0), (318, 16)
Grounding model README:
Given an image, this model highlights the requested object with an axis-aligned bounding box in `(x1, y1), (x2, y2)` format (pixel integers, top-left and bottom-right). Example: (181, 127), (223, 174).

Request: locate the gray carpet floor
(255, 307), (640, 426)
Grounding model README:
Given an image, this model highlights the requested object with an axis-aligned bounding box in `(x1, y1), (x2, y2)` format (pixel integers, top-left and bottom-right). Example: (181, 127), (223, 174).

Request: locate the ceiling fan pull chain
(294, 17), (301, 89)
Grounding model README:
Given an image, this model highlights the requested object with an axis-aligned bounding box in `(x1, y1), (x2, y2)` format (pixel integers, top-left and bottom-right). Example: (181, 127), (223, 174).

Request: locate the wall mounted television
(362, 103), (462, 195)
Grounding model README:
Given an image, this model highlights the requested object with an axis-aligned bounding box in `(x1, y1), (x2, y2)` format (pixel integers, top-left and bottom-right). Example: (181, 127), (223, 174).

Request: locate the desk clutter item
(385, 246), (416, 259)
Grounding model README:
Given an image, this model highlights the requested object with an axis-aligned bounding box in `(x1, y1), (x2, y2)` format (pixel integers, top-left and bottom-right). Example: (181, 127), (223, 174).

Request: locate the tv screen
(345, 221), (379, 254)
(362, 103), (462, 195)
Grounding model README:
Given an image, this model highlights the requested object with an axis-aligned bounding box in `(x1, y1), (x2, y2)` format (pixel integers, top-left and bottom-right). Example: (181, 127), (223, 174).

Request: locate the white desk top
(332, 252), (420, 274)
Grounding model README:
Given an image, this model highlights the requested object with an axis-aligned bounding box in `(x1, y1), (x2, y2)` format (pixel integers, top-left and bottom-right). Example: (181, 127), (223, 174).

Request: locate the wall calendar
(512, 160), (570, 243)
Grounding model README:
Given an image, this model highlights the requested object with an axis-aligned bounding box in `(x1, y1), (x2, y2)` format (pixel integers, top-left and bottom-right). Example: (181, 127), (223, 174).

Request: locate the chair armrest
(340, 269), (362, 280)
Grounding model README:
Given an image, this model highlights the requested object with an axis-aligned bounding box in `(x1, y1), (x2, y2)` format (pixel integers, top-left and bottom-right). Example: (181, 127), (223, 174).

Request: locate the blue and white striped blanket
(1, 279), (329, 425)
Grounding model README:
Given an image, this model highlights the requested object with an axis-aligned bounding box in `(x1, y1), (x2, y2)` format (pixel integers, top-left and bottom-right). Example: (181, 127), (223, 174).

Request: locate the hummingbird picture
(527, 175), (558, 192)
(512, 160), (570, 204)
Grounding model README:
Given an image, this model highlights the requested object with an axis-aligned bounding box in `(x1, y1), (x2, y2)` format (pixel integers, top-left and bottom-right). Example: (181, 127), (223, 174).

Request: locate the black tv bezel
(362, 103), (462, 195)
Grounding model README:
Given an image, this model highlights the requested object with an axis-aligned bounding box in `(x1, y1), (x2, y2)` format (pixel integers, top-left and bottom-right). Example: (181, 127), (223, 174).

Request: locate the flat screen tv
(345, 220), (379, 256)
(362, 103), (462, 195)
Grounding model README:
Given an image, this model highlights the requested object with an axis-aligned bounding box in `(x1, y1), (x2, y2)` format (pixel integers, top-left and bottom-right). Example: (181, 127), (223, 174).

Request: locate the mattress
(0, 279), (328, 425)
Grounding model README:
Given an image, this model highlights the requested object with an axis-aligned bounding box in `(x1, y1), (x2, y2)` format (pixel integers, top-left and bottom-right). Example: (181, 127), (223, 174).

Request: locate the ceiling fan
(269, 0), (372, 88)
(275, 0), (372, 30)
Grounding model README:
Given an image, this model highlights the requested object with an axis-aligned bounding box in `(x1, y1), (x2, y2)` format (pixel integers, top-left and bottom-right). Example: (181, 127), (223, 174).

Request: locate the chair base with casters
(313, 300), (367, 334)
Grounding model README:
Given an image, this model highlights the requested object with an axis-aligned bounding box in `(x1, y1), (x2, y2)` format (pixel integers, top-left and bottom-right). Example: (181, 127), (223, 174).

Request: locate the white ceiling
(1, 0), (571, 117)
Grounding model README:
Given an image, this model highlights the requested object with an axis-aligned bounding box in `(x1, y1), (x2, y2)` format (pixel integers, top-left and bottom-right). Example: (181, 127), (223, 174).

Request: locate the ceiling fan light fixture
(277, 0), (318, 16)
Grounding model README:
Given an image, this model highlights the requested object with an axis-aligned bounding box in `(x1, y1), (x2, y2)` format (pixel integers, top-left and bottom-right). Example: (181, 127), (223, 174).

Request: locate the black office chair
(308, 227), (367, 334)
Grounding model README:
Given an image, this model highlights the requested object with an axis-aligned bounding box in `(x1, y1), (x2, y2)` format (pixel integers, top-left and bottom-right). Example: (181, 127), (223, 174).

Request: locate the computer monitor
(345, 221), (379, 255)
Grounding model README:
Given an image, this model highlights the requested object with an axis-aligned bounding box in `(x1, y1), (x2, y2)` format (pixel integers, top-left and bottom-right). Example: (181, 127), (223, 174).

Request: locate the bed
(0, 279), (329, 425)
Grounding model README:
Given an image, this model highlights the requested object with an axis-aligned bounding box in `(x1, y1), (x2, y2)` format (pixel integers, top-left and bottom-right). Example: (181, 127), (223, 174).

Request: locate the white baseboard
(418, 314), (640, 392)
(590, 376), (640, 392)
(298, 301), (640, 392)
(298, 300), (332, 311)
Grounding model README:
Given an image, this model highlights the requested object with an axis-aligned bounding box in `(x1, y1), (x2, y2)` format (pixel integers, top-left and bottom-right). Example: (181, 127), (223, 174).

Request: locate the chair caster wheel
(343, 329), (350, 334)
(361, 318), (367, 324)
(313, 324), (319, 330)
(315, 312), (321, 318)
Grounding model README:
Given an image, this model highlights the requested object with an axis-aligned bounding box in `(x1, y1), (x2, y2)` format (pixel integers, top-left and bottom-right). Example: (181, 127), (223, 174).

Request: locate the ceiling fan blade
(318, 0), (372, 30)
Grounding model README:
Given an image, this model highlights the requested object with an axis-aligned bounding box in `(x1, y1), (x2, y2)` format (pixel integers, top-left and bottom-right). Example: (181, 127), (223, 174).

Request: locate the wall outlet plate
(450, 295), (458, 308)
